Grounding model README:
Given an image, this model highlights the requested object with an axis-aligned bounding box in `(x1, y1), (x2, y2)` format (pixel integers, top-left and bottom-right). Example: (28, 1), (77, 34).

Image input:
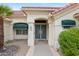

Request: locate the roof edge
(22, 6), (63, 9)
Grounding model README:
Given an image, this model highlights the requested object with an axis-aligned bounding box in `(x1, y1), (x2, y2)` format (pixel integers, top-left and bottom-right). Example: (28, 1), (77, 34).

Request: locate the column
(10, 23), (14, 40)
(48, 23), (53, 46)
(28, 23), (34, 46)
(48, 19), (55, 46)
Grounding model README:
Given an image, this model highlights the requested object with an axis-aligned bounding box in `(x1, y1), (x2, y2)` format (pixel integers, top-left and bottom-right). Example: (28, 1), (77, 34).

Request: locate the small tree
(0, 5), (12, 51)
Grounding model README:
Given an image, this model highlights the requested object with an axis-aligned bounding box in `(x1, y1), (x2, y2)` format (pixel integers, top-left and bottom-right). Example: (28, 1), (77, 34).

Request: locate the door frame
(35, 23), (47, 40)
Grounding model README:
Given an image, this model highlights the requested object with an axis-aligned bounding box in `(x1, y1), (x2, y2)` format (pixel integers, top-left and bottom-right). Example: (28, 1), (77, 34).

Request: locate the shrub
(59, 28), (79, 56)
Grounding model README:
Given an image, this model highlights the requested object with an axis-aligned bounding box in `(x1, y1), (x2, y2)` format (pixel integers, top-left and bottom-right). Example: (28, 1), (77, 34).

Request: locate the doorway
(35, 24), (46, 40)
(35, 20), (48, 45)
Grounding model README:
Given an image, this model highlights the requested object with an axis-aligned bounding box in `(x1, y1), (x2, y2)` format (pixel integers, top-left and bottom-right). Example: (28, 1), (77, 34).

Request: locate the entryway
(35, 19), (48, 45)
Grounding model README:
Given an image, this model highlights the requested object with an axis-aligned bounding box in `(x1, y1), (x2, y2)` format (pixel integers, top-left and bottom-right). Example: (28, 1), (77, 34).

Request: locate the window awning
(62, 20), (76, 28)
(13, 23), (28, 30)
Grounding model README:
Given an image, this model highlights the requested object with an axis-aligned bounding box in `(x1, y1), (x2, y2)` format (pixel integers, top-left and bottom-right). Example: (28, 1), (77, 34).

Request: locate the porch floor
(27, 40), (60, 56)
(33, 45), (53, 56)
(33, 40), (53, 56)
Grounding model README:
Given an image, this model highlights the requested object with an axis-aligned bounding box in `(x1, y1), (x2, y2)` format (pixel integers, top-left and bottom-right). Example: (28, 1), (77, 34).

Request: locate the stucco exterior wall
(12, 17), (27, 24)
(26, 11), (49, 23)
(4, 20), (13, 42)
(53, 7), (79, 49)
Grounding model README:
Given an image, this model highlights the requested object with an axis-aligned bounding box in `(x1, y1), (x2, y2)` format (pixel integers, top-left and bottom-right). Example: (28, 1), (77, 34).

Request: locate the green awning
(13, 23), (28, 30)
(62, 20), (76, 28)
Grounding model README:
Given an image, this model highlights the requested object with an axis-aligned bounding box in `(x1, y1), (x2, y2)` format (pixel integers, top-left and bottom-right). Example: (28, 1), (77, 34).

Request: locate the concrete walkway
(33, 44), (53, 56)
(32, 40), (53, 56)
(27, 40), (60, 56)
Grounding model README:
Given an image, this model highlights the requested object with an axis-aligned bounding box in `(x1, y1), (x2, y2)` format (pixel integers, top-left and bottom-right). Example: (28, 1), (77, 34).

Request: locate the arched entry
(13, 23), (28, 40)
(35, 18), (48, 40)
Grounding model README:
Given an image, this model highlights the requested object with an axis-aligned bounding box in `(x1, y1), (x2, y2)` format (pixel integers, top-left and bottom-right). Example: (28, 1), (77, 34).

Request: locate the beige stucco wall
(4, 20), (13, 42)
(26, 11), (49, 23)
(52, 7), (79, 49)
(12, 17), (27, 24)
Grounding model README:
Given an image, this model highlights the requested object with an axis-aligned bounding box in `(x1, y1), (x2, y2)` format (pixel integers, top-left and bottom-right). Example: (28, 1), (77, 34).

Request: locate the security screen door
(35, 24), (46, 40)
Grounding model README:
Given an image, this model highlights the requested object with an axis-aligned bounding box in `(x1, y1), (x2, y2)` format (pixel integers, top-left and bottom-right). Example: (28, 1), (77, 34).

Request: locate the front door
(35, 24), (46, 40)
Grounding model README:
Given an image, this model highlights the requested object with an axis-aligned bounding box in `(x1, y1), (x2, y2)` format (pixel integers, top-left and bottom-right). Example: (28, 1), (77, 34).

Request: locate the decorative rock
(0, 45), (18, 56)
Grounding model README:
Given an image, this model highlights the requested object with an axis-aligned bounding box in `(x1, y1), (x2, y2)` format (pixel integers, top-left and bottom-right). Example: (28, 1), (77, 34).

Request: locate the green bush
(59, 28), (79, 56)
